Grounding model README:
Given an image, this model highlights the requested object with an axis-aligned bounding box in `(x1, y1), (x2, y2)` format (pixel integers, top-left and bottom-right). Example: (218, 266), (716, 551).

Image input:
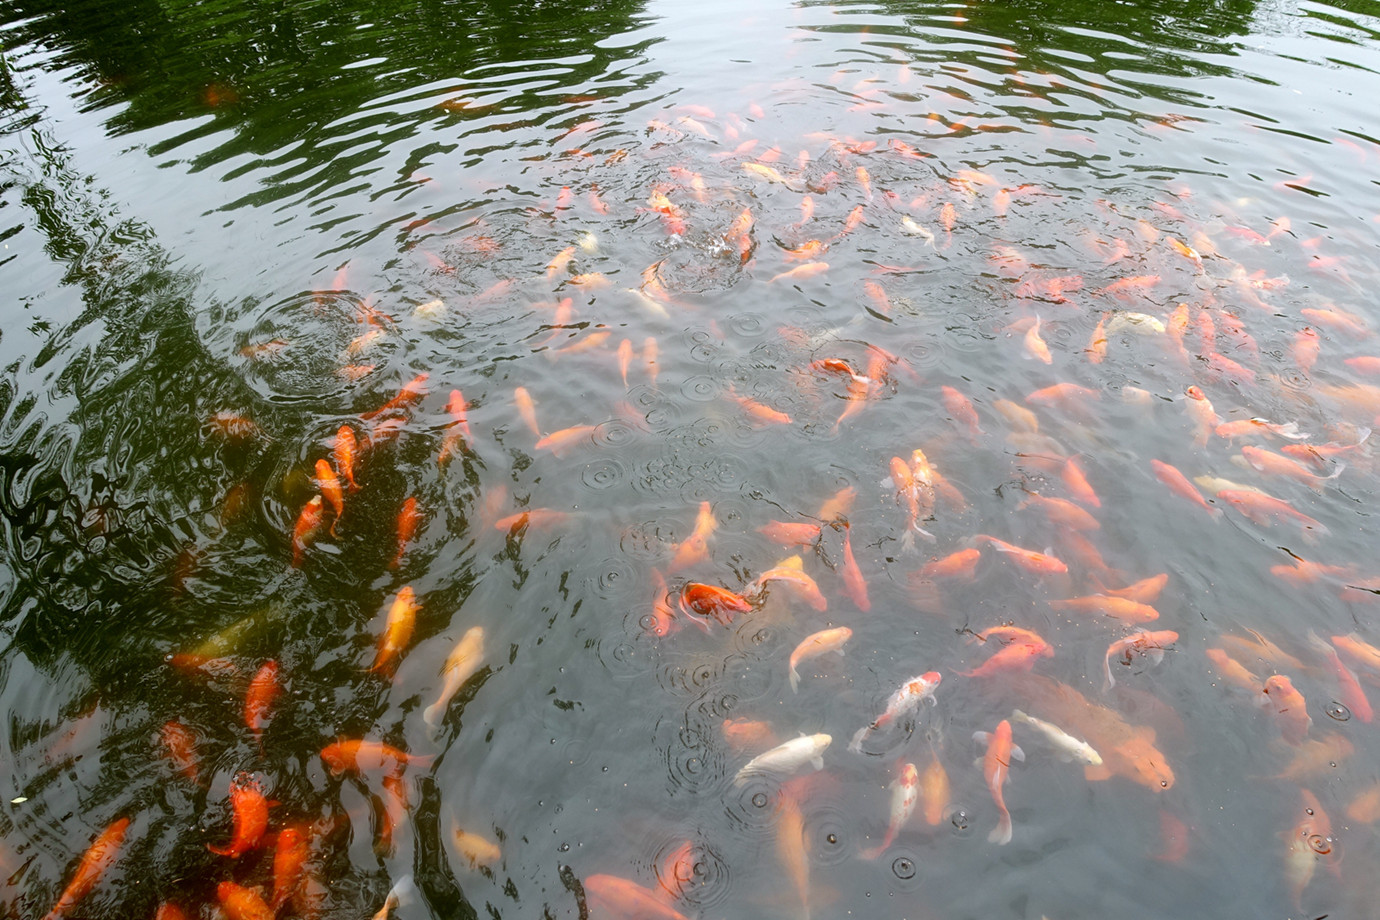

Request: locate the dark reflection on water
(2, 0), (1380, 917)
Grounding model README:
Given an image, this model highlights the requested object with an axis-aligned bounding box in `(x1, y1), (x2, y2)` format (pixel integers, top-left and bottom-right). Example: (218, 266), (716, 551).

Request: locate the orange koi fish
(974, 719), (1022, 845)
(1050, 595), (1160, 623)
(1241, 446), (1343, 489)
(838, 523), (871, 611)
(919, 547), (981, 581)
(1150, 460), (1221, 520)
(1104, 630), (1178, 689)
(1214, 417), (1307, 441)
(1183, 385), (1219, 447)
(1217, 489), (1327, 535)
(422, 626), (486, 730)
(217, 881), (275, 920)
(1332, 633), (1380, 674)
(1062, 456), (1100, 507)
(161, 721), (200, 784)
(271, 823), (311, 911)
(1270, 556), (1352, 585)
(493, 508), (570, 531)
(1017, 492), (1100, 531)
(585, 874), (692, 920)
(617, 339), (633, 387)
(758, 521), (823, 546)
(41, 816), (131, 920)
(437, 389), (472, 464)
(920, 753), (951, 825)
(769, 261), (829, 284)
(361, 373), (429, 422)
(748, 555), (828, 611)
(370, 586), (418, 675)
(644, 570), (677, 638)
(1284, 788), (1335, 909)
(940, 385), (984, 442)
(1099, 274), (1160, 298)
(334, 426), (360, 491)
(514, 387), (539, 436)
(728, 392), (792, 426)
(1204, 648), (1262, 693)
(959, 639), (1053, 678)
(1307, 632), (1371, 723)
(723, 717), (777, 751)
(315, 459), (344, 536)
(244, 660), (278, 748)
(291, 495), (325, 568)
(679, 583), (753, 627)
(862, 279), (892, 316)
(976, 535), (1068, 574)
(1026, 382), (1100, 408)
(1263, 675), (1312, 744)
(669, 501), (716, 572)
(818, 485), (857, 523)
(1023, 315), (1053, 364)
(207, 773), (269, 858)
(644, 337), (660, 388)
(889, 456), (934, 547)
(320, 739), (431, 778)
(534, 424), (596, 458)
(1095, 572), (1169, 603)
(392, 497), (422, 570)
(787, 626), (852, 692)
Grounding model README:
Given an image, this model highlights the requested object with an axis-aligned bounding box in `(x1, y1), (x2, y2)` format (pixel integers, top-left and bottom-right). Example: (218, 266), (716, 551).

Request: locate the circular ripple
(1325, 701), (1352, 722)
(240, 292), (395, 401)
(654, 840), (732, 911)
(724, 776), (781, 842)
(887, 849), (924, 890)
(808, 801), (856, 867)
(680, 479), (720, 503)
(581, 457), (628, 491)
(590, 557), (639, 603)
(1278, 368), (1312, 391)
(1306, 833), (1332, 855)
(904, 338), (945, 371)
(593, 419), (638, 449)
(666, 737), (726, 795)
(681, 375), (722, 402)
(728, 312), (767, 338)
(620, 521), (669, 560)
(657, 657), (723, 698)
(596, 634), (654, 679)
(711, 497), (751, 534)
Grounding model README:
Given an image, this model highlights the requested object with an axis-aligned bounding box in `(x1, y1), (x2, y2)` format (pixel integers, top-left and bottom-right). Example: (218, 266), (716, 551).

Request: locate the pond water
(3, 0), (1380, 917)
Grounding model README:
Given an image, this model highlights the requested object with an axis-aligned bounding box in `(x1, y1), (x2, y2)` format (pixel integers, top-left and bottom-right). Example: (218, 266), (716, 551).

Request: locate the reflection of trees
(858, 0), (1259, 115)
(0, 0), (657, 169)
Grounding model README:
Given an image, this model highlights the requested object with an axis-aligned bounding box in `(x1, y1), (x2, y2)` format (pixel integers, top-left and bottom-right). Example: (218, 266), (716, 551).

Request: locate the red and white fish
(849, 672), (942, 751)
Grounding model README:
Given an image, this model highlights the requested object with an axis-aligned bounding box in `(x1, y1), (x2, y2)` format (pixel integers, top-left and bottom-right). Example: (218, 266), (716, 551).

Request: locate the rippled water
(3, 0), (1380, 917)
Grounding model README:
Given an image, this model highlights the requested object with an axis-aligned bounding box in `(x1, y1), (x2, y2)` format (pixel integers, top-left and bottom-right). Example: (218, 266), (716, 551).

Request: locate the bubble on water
(752, 792), (768, 807)
(1326, 701), (1352, 721)
(891, 856), (916, 879)
(1307, 834), (1332, 855)
(558, 842), (570, 852)
(947, 806), (972, 835)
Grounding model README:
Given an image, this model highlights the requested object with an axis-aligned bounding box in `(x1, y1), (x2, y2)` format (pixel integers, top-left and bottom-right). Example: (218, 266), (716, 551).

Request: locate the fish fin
(1011, 709), (1029, 723)
(835, 647), (846, 657)
(422, 703), (443, 730)
(811, 756), (824, 771)
(1010, 744), (1024, 762)
(972, 730), (990, 747)
(1147, 649), (1165, 667)
(848, 725), (869, 753)
(1058, 751), (1074, 763)
(789, 666), (800, 693)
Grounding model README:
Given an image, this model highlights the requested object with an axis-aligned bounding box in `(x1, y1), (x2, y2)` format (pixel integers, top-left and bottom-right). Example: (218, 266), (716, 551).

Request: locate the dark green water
(2, 0), (1380, 917)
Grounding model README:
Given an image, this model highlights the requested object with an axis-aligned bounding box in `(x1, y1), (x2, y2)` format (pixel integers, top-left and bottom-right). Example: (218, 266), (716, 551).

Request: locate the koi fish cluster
(28, 89), (1380, 920)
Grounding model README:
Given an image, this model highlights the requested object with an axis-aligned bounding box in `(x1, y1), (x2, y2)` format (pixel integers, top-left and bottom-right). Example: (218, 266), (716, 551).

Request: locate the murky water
(3, 0), (1380, 917)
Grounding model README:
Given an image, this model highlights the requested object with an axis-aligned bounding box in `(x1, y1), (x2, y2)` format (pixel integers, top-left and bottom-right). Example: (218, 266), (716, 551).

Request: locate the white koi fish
(734, 733), (831, 786)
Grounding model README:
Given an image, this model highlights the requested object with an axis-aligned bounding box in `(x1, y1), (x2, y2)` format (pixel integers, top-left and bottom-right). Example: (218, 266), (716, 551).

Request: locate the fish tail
(1104, 654), (1116, 691)
(789, 666), (800, 693)
(989, 809), (1013, 845)
(422, 703), (442, 730)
